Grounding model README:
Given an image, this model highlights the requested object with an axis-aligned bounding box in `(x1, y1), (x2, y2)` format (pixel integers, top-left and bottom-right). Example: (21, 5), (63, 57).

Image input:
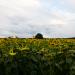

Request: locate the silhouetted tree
(35, 33), (43, 39)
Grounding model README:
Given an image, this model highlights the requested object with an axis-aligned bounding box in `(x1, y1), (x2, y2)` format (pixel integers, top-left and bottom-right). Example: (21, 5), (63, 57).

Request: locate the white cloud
(59, 0), (75, 5)
(65, 0), (75, 5)
(0, 0), (40, 36)
(0, 0), (75, 38)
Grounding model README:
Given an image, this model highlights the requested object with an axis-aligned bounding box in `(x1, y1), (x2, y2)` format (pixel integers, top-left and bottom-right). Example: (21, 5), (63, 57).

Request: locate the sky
(0, 0), (75, 38)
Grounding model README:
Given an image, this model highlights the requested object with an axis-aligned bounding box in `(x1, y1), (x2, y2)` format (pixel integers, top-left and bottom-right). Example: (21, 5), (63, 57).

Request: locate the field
(0, 38), (75, 75)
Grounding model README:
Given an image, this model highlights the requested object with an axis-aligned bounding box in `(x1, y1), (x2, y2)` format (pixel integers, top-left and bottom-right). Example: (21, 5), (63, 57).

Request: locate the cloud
(59, 0), (75, 5)
(0, 0), (40, 36)
(66, 0), (75, 5)
(0, 0), (75, 38)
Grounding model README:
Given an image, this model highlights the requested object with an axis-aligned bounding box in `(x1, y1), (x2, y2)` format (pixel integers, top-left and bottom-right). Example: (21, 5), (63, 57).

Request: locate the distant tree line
(7, 33), (44, 39)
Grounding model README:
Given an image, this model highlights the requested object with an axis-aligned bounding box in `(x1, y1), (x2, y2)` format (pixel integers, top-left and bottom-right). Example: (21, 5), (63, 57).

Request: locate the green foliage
(0, 38), (75, 75)
(35, 33), (43, 39)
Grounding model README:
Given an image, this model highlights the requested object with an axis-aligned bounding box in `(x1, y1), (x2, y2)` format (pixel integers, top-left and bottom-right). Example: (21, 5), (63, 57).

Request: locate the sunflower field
(0, 38), (75, 75)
